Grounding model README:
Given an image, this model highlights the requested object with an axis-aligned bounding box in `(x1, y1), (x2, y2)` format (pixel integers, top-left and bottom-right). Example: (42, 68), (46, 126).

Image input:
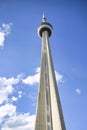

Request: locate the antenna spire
(43, 13), (45, 18)
(42, 13), (46, 22)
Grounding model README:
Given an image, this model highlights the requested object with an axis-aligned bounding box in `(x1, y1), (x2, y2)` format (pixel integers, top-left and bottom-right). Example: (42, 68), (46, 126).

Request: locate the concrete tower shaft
(34, 16), (66, 130)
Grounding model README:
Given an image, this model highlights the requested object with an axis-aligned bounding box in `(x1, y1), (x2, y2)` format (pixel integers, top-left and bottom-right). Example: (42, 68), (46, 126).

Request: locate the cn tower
(34, 15), (66, 130)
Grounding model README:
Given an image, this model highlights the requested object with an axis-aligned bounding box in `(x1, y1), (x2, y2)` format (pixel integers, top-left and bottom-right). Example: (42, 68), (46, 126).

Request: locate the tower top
(37, 16), (53, 38)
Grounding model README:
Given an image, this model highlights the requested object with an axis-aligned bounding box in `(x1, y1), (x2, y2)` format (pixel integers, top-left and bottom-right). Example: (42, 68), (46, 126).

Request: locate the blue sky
(0, 0), (87, 129)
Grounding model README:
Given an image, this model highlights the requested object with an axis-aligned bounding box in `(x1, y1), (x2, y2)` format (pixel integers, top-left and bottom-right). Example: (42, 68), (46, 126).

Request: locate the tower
(34, 15), (66, 130)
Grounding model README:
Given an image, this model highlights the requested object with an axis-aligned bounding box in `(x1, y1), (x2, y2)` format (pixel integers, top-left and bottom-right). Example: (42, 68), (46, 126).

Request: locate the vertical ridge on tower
(34, 16), (66, 130)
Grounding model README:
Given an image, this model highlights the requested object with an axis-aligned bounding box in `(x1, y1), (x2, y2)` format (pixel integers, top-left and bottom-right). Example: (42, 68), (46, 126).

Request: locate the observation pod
(37, 15), (53, 38)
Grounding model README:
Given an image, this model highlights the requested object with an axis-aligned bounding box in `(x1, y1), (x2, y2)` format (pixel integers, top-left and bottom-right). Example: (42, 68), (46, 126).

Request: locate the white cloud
(22, 67), (63, 86)
(18, 95), (22, 98)
(0, 32), (5, 47)
(11, 96), (18, 102)
(2, 23), (12, 35)
(0, 76), (19, 105)
(22, 68), (40, 85)
(55, 71), (63, 84)
(1, 113), (35, 130)
(35, 67), (40, 73)
(18, 91), (22, 95)
(0, 75), (36, 130)
(75, 88), (81, 94)
(17, 73), (24, 80)
(0, 23), (12, 47)
(18, 91), (22, 99)
(0, 85), (13, 105)
(0, 103), (16, 123)
(0, 77), (19, 87)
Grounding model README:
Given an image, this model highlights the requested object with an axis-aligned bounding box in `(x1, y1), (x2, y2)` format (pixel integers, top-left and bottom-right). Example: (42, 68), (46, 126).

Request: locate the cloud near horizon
(0, 67), (63, 129)
(0, 76), (19, 105)
(1, 113), (35, 130)
(0, 103), (16, 123)
(0, 74), (35, 130)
